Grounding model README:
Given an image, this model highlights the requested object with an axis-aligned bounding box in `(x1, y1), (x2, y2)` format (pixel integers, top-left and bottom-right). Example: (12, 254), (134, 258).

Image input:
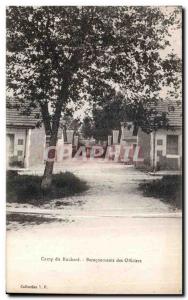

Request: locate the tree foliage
(7, 6), (181, 129)
(6, 6), (182, 186)
(82, 93), (127, 140)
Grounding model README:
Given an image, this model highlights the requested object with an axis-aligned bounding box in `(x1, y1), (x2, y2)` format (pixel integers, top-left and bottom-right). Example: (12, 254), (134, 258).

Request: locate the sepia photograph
(6, 5), (183, 295)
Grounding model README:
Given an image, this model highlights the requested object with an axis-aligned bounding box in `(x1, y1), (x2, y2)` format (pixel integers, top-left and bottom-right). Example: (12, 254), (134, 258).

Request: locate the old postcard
(6, 6), (183, 295)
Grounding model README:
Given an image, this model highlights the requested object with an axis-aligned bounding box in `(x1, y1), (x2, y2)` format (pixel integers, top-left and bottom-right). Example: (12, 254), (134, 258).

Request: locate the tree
(81, 116), (94, 139)
(82, 92), (127, 141)
(6, 6), (181, 189)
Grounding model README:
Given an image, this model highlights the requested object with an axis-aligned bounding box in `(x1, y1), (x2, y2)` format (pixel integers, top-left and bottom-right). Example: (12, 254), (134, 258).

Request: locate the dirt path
(6, 161), (182, 294)
(7, 161), (178, 219)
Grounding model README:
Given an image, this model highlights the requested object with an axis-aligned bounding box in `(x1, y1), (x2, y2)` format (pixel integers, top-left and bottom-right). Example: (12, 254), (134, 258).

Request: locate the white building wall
(6, 127), (27, 162)
(28, 126), (46, 167)
(153, 128), (182, 169)
(7, 126), (46, 168)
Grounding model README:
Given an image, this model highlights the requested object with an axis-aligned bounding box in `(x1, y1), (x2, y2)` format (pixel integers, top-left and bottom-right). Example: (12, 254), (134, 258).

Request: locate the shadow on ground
(6, 212), (74, 231)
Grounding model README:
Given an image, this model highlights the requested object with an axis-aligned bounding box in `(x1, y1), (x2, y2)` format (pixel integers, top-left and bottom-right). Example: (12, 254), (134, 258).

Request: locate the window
(168, 105), (175, 112)
(166, 135), (179, 155)
(18, 139), (24, 145)
(17, 150), (23, 156)
(157, 139), (163, 146)
(157, 150), (163, 157)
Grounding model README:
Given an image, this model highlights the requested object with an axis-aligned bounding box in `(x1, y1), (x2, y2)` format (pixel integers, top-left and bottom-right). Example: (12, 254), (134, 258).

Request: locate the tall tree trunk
(41, 160), (55, 191)
(40, 67), (77, 191)
(133, 123), (139, 136)
(41, 130), (58, 191)
(41, 93), (66, 191)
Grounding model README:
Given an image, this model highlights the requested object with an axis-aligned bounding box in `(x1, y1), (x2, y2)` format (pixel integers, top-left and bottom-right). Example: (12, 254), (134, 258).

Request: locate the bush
(6, 170), (18, 177)
(52, 172), (88, 196)
(135, 163), (153, 173)
(9, 157), (24, 168)
(7, 171), (89, 206)
(139, 175), (182, 209)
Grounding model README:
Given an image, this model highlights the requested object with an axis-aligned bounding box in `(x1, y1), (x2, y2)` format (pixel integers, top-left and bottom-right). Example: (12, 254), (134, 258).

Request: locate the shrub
(53, 172), (88, 193)
(7, 174), (42, 203)
(135, 163), (153, 173)
(6, 170), (18, 177)
(139, 175), (182, 209)
(6, 172), (89, 206)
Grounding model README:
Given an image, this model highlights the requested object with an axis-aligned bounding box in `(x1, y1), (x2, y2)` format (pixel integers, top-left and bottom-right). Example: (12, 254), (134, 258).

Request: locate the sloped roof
(6, 99), (40, 128)
(6, 108), (40, 128)
(155, 100), (182, 127)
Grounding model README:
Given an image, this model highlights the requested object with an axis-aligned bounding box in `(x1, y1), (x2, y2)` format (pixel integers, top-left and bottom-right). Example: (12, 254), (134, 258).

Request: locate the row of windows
(8, 150), (23, 157)
(157, 135), (179, 155)
(7, 135), (24, 145)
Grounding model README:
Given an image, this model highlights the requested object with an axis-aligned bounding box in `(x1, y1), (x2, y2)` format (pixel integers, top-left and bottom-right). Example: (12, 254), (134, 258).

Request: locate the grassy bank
(139, 175), (182, 209)
(7, 171), (89, 206)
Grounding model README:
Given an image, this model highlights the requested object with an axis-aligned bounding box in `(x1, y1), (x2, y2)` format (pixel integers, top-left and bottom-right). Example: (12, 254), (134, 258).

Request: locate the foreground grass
(7, 171), (89, 206)
(139, 175), (182, 209)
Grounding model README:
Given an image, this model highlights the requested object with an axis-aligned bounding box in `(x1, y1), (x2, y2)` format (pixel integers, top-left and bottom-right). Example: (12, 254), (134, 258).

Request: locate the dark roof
(6, 108), (39, 128)
(6, 98), (40, 128)
(156, 100), (182, 127)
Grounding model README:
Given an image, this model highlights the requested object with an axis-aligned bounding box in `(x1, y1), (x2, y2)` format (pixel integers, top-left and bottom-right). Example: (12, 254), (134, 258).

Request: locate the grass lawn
(139, 175), (182, 209)
(7, 170), (89, 206)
